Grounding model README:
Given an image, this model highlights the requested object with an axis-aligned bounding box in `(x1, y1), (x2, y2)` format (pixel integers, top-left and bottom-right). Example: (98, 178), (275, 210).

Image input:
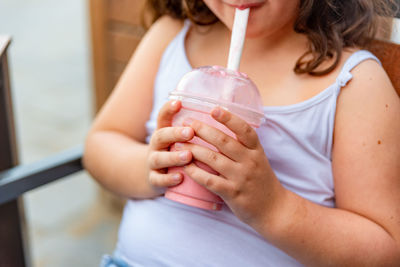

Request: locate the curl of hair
(293, 0), (398, 75)
(142, 0), (217, 27)
(143, 0), (398, 76)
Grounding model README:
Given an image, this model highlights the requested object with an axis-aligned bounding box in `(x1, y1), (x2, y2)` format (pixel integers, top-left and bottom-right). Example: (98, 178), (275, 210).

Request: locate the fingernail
(181, 128), (191, 138)
(212, 108), (221, 118)
(179, 151), (189, 161)
(171, 100), (179, 108)
(172, 173), (181, 181)
(183, 118), (193, 126)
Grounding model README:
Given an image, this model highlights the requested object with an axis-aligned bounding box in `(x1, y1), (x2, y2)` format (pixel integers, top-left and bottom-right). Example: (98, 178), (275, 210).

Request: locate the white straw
(227, 8), (250, 71)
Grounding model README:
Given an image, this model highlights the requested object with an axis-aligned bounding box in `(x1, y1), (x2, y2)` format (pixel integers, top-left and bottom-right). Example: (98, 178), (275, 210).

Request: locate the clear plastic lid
(170, 65), (265, 126)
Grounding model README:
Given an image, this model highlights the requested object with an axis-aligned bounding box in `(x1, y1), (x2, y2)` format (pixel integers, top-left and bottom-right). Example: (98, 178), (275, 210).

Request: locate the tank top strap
(176, 19), (191, 48)
(335, 50), (381, 88)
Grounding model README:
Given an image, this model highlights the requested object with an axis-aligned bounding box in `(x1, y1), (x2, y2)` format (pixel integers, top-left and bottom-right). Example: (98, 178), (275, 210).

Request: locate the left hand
(177, 107), (286, 228)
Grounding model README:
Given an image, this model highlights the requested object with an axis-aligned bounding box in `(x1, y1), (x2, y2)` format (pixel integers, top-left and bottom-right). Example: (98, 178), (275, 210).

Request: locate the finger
(157, 100), (181, 129)
(148, 170), (183, 189)
(148, 150), (192, 170)
(184, 163), (233, 199)
(183, 119), (244, 161)
(174, 142), (236, 177)
(149, 126), (194, 150)
(211, 107), (259, 149)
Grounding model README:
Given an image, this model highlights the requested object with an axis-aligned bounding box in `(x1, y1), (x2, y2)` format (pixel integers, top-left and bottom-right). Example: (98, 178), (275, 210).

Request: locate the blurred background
(0, 0), (146, 266)
(0, 0), (399, 266)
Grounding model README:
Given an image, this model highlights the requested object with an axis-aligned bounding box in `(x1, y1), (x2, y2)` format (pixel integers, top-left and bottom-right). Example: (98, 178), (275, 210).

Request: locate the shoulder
(135, 15), (184, 58)
(117, 15), (185, 93)
(335, 48), (398, 136)
(116, 15), (185, 92)
(336, 49), (397, 115)
(145, 15), (184, 42)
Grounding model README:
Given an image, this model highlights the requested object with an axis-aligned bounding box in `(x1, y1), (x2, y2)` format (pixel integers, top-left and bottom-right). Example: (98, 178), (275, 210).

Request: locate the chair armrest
(0, 144), (83, 205)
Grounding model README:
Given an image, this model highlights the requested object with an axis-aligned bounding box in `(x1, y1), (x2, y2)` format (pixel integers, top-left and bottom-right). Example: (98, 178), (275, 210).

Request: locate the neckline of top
(178, 21), (358, 114)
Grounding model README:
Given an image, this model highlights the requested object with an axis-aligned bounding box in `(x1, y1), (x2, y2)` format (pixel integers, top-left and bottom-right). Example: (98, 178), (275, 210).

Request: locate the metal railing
(0, 36), (84, 267)
(0, 145), (83, 206)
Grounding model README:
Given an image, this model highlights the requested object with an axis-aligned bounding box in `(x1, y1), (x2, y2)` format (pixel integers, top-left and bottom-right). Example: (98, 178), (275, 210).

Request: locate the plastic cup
(165, 65), (264, 210)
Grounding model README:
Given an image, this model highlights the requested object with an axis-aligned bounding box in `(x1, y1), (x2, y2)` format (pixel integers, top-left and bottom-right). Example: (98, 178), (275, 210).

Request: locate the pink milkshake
(165, 65), (264, 210)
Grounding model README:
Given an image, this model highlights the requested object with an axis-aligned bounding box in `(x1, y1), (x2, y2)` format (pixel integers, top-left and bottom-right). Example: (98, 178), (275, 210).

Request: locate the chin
(245, 28), (265, 39)
(245, 32), (262, 39)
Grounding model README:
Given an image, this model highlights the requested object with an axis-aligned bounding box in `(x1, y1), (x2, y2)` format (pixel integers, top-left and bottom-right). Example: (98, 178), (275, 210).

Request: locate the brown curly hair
(143, 0), (398, 76)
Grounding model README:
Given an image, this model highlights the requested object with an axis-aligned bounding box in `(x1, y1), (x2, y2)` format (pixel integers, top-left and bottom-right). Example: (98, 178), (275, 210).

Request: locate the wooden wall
(90, 0), (146, 112)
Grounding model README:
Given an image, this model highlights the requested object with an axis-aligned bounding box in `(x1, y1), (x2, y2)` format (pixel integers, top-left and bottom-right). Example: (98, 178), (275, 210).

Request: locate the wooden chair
(369, 39), (400, 96)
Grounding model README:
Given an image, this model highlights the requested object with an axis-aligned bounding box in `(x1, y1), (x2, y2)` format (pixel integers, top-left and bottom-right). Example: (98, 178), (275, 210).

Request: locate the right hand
(147, 100), (194, 195)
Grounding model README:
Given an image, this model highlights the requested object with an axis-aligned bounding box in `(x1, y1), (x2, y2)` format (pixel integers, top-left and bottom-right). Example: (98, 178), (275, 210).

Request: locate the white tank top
(116, 21), (380, 266)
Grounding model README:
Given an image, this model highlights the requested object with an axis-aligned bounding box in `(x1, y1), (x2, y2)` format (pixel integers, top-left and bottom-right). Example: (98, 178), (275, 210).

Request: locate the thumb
(157, 100), (181, 129)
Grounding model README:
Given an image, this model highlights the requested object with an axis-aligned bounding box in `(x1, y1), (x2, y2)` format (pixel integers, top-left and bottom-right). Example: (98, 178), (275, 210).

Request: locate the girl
(84, 0), (400, 266)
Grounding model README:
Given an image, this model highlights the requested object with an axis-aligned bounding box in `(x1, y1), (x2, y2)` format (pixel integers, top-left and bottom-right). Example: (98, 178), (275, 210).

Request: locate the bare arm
(259, 60), (400, 266)
(176, 59), (400, 265)
(83, 17), (193, 199)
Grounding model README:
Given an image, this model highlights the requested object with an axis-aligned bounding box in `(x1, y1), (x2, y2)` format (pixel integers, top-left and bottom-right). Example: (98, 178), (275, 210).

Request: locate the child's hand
(147, 100), (194, 195)
(178, 107), (286, 228)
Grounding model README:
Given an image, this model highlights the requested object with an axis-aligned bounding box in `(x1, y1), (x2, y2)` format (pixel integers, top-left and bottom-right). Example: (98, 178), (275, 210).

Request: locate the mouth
(223, 0), (265, 10)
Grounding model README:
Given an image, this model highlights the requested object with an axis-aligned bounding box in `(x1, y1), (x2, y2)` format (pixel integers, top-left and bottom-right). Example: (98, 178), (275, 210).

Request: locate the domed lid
(170, 65), (265, 126)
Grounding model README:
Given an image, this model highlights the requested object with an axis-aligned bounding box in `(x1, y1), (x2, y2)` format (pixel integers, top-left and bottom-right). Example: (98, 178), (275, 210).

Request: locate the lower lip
(229, 2), (264, 10)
